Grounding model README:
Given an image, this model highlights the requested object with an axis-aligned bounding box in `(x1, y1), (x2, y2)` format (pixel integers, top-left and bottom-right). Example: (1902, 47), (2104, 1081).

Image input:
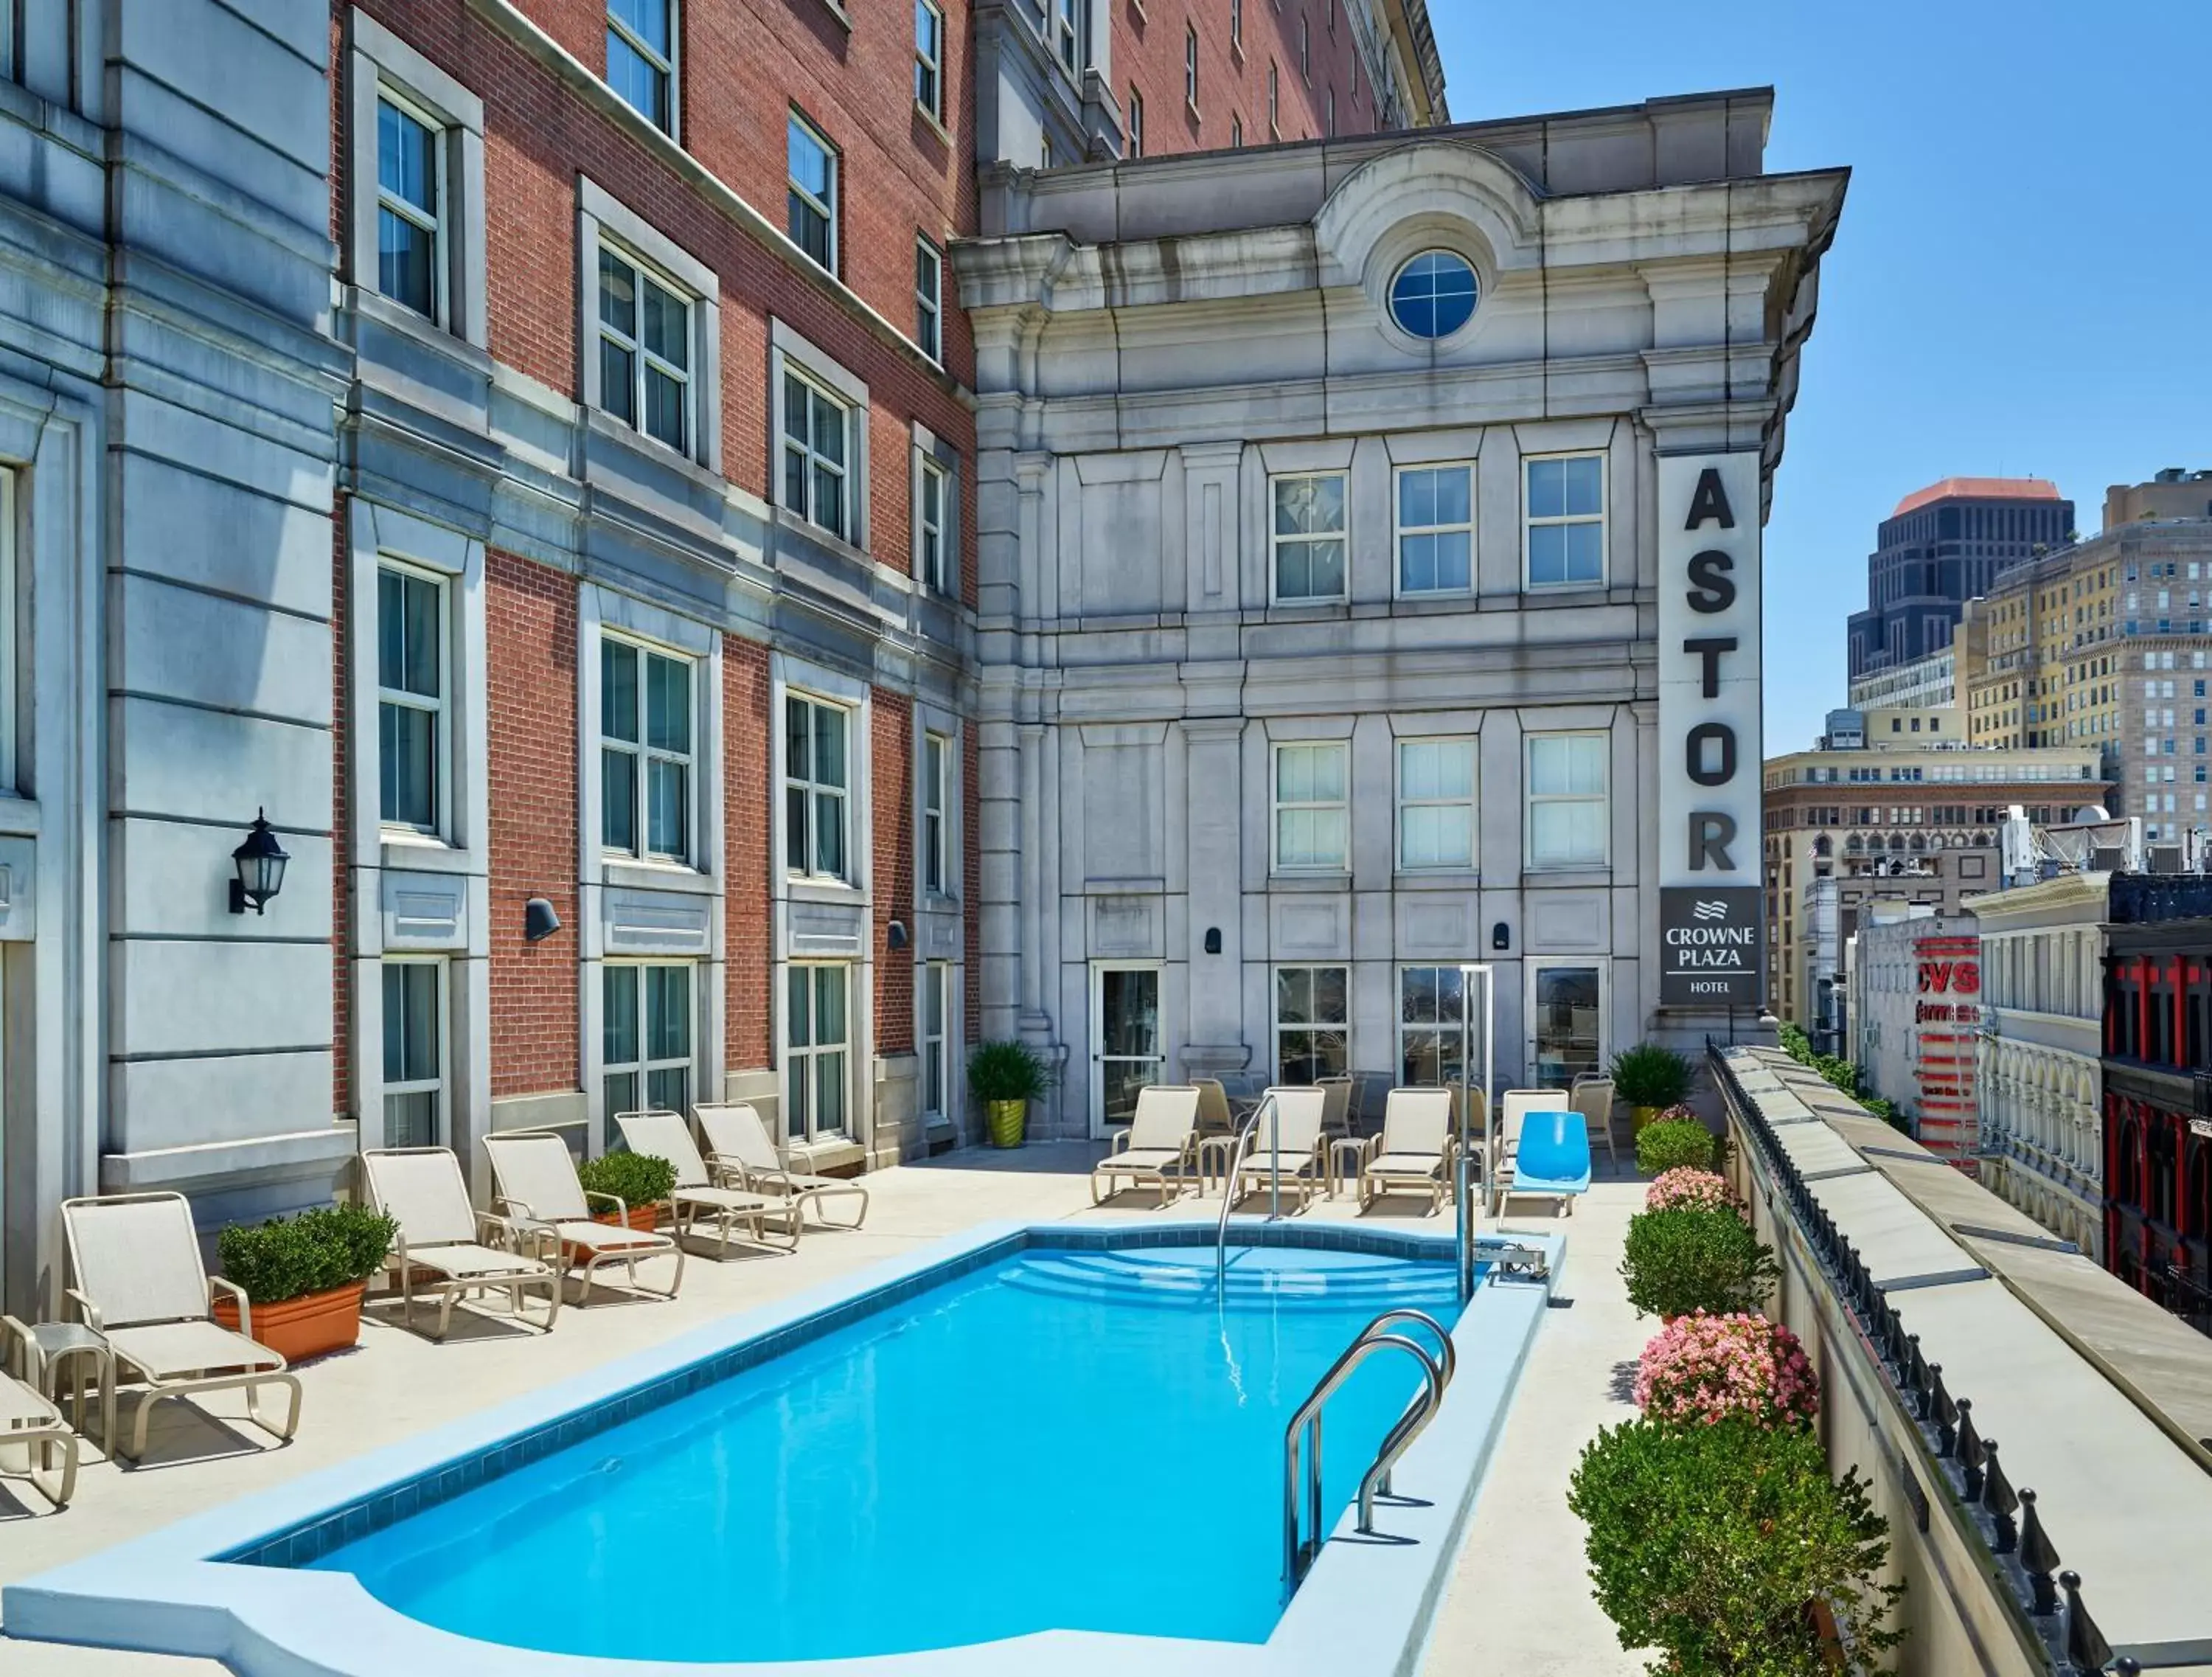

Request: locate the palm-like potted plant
(967, 1039), (1057, 1147)
(1609, 1043), (1693, 1133)
(214, 1201), (398, 1363)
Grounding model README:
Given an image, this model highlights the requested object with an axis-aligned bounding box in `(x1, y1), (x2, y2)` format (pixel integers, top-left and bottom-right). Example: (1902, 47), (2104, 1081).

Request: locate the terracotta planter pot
(986, 1098), (1027, 1148)
(212, 1281), (365, 1364)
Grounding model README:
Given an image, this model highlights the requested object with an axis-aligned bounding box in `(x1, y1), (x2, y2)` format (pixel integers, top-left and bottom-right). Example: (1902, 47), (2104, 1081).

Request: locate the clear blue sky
(1430, 0), (2212, 753)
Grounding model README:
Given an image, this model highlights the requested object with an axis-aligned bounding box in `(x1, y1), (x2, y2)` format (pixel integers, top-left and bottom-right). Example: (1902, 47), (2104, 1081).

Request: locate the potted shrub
(215, 1202), (397, 1363)
(1568, 1414), (1905, 1676)
(967, 1039), (1056, 1147)
(1609, 1043), (1691, 1132)
(1619, 1205), (1780, 1320)
(1634, 1311), (1820, 1431)
(577, 1150), (677, 1234)
(1637, 1111), (1715, 1177)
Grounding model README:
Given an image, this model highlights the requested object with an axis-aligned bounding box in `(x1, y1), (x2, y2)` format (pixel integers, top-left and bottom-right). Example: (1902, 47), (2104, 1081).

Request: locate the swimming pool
(7, 1221), (1558, 1677)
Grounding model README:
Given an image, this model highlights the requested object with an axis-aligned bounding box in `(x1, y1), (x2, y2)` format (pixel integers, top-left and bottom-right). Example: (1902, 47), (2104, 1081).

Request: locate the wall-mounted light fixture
(228, 810), (290, 916)
(1490, 921), (1510, 951)
(524, 897), (561, 942)
(888, 920), (910, 951)
(1203, 927), (1222, 955)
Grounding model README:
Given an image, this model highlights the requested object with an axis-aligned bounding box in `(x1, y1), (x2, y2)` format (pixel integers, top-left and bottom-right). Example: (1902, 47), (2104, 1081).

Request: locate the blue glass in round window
(1388, 250), (1478, 339)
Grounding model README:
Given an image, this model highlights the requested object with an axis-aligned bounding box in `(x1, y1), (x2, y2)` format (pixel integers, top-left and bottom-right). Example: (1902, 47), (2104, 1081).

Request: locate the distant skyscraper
(1846, 478), (2075, 680)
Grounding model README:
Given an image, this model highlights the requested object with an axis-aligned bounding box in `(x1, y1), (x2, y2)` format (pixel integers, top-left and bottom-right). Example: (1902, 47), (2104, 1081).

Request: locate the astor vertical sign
(1658, 453), (1764, 1007)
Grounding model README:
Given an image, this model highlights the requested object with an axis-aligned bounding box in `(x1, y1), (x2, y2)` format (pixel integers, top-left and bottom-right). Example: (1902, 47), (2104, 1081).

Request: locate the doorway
(1526, 963), (1604, 1089)
(1090, 963), (1163, 1137)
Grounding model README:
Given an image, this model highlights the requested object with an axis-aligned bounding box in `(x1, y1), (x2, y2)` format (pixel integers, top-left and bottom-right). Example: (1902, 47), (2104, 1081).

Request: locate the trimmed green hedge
(1637, 1118), (1715, 1178)
(578, 1148), (677, 1206)
(218, 1203), (397, 1306)
(1619, 1205), (1779, 1320)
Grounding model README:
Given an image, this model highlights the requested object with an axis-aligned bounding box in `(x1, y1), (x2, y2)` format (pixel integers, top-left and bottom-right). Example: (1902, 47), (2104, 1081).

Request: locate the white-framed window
(922, 962), (951, 1120)
(1273, 740), (1349, 871)
(1399, 966), (1467, 1086)
(600, 636), (694, 862)
(383, 958), (445, 1149)
(914, 0), (945, 119)
(1055, 0), (1079, 72)
(1184, 24), (1199, 108)
(1326, 85), (1335, 136)
(1231, 114), (1244, 147)
(924, 730), (950, 894)
(1268, 61), (1280, 134)
(1526, 732), (1609, 868)
(785, 694), (851, 881)
(1525, 454), (1606, 588)
(917, 453), (949, 591)
(607, 0), (676, 135)
(787, 111), (837, 271)
(1127, 86), (1144, 156)
(1231, 0), (1243, 48)
(378, 561), (447, 833)
(595, 243), (693, 454)
(604, 961), (693, 1149)
(1275, 966), (1349, 1084)
(375, 89), (446, 324)
(782, 369), (852, 539)
(1397, 737), (1476, 869)
(1271, 472), (1348, 603)
(1299, 13), (1310, 79)
(915, 236), (943, 363)
(787, 963), (851, 1141)
(1396, 463), (1472, 595)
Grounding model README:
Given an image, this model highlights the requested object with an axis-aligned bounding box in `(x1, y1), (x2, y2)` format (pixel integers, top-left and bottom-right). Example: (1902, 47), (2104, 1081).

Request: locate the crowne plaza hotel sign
(1658, 454), (1763, 1008)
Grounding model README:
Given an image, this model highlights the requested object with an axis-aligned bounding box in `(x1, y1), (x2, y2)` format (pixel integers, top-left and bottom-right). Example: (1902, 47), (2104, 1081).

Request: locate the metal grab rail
(1214, 1092), (1283, 1293)
(1282, 1308), (1454, 1587)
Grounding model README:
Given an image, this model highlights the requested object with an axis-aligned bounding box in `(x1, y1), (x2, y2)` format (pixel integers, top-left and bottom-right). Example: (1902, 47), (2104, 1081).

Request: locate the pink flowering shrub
(1634, 1312), (1819, 1431)
(1644, 1167), (1732, 1215)
(1655, 1103), (1700, 1124)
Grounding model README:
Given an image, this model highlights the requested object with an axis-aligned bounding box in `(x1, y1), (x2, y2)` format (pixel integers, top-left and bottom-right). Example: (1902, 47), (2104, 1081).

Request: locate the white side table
(21, 1322), (115, 1450)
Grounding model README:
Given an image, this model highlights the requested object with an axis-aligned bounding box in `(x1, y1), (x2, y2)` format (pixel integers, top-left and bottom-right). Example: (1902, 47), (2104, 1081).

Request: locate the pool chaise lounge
(695, 1102), (870, 1230)
(1234, 1087), (1330, 1212)
(1091, 1084), (1202, 1206)
(1357, 1088), (1458, 1215)
(484, 1131), (686, 1305)
(361, 1149), (564, 1341)
(0, 1316), (77, 1510)
(58, 1191), (302, 1459)
(616, 1110), (802, 1256)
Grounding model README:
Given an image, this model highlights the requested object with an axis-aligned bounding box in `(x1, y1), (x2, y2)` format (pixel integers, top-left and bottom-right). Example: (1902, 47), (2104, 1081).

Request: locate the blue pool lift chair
(1500, 1110), (1592, 1217)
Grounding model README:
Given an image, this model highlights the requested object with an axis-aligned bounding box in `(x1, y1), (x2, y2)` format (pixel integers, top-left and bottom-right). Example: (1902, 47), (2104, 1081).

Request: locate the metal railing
(1708, 1042), (2139, 1677)
(1215, 1092), (1283, 1293)
(1282, 1308), (1453, 1589)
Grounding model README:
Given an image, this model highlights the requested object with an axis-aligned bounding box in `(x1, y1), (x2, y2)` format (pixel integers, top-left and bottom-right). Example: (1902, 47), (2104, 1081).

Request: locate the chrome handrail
(1357, 1310), (1455, 1528)
(1215, 1092), (1281, 1293)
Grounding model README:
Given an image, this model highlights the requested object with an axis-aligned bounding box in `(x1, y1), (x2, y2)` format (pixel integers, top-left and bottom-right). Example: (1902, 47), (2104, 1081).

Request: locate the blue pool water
(302, 1242), (1465, 1662)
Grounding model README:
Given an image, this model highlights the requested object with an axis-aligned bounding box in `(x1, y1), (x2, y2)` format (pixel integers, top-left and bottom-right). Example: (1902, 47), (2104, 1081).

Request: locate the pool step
(999, 1249), (1458, 1311)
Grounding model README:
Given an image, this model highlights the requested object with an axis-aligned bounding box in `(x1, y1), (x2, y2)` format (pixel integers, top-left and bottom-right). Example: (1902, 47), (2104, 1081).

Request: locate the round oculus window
(1388, 250), (1478, 339)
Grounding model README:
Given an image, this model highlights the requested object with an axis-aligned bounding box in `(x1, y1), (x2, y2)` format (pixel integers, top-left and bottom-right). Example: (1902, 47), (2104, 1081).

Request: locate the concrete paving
(0, 1142), (1657, 1675)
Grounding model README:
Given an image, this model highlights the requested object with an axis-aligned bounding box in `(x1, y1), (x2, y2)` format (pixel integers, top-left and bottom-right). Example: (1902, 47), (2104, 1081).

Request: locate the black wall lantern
(524, 897), (562, 942)
(1491, 920), (1511, 951)
(1203, 926), (1222, 955)
(229, 810), (290, 916)
(887, 919), (910, 951)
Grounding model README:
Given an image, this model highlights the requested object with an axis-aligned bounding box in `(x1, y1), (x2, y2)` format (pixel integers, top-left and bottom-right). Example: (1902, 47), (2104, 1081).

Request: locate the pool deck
(0, 1145), (1650, 1676)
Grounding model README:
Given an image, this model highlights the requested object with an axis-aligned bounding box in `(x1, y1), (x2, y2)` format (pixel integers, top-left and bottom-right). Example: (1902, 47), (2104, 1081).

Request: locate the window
(607, 0), (675, 134)
(1055, 0), (1079, 72)
(1231, 115), (1243, 147)
(917, 454), (948, 591)
(1299, 14), (1310, 79)
(1270, 472), (1347, 602)
(914, 0), (945, 119)
(1525, 454), (1605, 587)
(787, 114), (837, 271)
(603, 962), (692, 1148)
(383, 959), (444, 1148)
(787, 965), (850, 1141)
(375, 94), (444, 322)
(1276, 966), (1349, 1084)
(1390, 251), (1478, 340)
(914, 237), (943, 363)
(595, 245), (692, 454)
(922, 962), (951, 1120)
(1397, 737), (1476, 869)
(924, 731), (950, 894)
(785, 695), (850, 880)
(1273, 741), (1348, 871)
(782, 371), (852, 538)
(1185, 25), (1200, 108)
(1231, 0), (1243, 46)
(378, 563), (445, 832)
(600, 638), (693, 862)
(1399, 966), (1466, 1086)
(1127, 86), (1144, 156)
(1326, 86), (1335, 136)
(1268, 62), (1280, 134)
(1397, 464), (1472, 594)
(1526, 732), (1608, 867)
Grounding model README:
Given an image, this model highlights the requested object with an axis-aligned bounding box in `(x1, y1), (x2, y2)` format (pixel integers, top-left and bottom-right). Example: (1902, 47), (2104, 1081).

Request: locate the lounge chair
(615, 1111), (801, 1257)
(695, 1103), (869, 1230)
(484, 1131), (684, 1305)
(1358, 1088), (1455, 1215)
(1193, 1078), (1236, 1140)
(1498, 1089), (1570, 1184)
(1091, 1085), (1201, 1206)
(1570, 1075), (1620, 1169)
(1234, 1087), (1329, 1212)
(1501, 1111), (1593, 1217)
(360, 1148), (563, 1340)
(0, 1316), (78, 1509)
(58, 1192), (302, 1459)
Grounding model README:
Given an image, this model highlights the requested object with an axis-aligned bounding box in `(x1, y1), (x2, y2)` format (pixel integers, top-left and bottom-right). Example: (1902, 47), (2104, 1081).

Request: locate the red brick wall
(486, 549), (580, 1097)
(332, 498), (352, 1118)
(724, 636), (773, 1072)
(1114, 0), (1382, 154)
(873, 688), (915, 1054)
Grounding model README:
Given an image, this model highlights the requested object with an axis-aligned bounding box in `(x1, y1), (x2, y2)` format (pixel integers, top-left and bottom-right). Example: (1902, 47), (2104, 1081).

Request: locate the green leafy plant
(218, 1202), (398, 1306)
(578, 1149), (677, 1207)
(1620, 1206), (1780, 1319)
(1638, 1117), (1716, 1177)
(967, 1038), (1057, 1103)
(1775, 1024), (1906, 1134)
(1568, 1415), (1905, 1676)
(1610, 1042), (1692, 1109)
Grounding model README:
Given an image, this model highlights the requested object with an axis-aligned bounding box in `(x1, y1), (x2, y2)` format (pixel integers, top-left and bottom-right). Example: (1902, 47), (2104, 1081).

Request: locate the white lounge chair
(1091, 1085), (1201, 1206)
(615, 1111), (801, 1257)
(484, 1131), (684, 1305)
(58, 1192), (302, 1460)
(360, 1148), (563, 1340)
(1234, 1087), (1330, 1212)
(1498, 1089), (1570, 1185)
(1571, 1075), (1621, 1169)
(0, 1316), (78, 1509)
(695, 1103), (869, 1230)
(1358, 1088), (1456, 1215)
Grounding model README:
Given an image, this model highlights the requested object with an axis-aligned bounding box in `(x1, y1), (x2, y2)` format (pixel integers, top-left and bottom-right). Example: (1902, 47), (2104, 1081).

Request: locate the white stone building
(956, 95), (1847, 1135)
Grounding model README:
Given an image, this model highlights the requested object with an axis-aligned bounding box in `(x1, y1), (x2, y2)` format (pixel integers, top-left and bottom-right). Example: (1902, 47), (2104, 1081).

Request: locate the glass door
(1091, 964), (1163, 1136)
(1528, 964), (1602, 1089)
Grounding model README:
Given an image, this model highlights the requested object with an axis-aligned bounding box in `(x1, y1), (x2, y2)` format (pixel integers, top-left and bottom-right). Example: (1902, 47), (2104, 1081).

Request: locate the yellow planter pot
(1632, 1105), (1663, 1132)
(986, 1099), (1028, 1148)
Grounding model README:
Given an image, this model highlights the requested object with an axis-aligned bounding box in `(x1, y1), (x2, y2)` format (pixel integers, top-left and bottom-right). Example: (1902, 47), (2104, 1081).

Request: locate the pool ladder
(1282, 1308), (1456, 1589)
